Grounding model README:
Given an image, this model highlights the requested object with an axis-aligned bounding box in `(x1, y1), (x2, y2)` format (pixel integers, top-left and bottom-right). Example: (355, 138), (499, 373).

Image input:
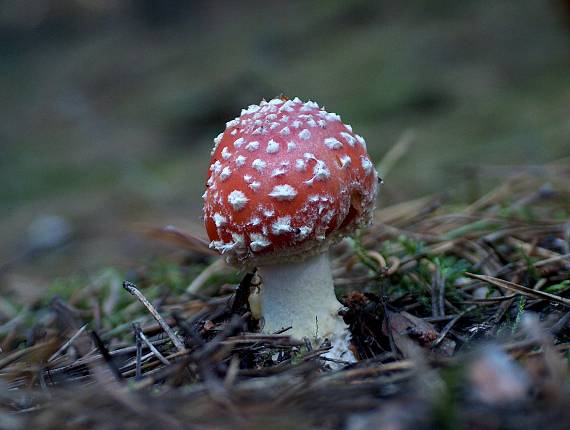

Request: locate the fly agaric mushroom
(202, 97), (379, 359)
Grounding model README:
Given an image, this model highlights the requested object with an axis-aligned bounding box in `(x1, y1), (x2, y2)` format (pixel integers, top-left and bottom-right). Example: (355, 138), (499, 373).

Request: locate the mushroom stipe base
(255, 251), (355, 361)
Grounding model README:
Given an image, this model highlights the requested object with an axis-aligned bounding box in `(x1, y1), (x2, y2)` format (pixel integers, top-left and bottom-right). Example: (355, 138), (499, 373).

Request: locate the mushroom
(202, 97), (379, 360)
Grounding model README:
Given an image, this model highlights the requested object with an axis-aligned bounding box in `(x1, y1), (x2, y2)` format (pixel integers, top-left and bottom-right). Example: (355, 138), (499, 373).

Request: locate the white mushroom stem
(255, 252), (354, 361)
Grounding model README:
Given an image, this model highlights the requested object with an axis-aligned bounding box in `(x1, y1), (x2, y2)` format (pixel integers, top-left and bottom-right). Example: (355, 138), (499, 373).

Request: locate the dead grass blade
(466, 273), (570, 307)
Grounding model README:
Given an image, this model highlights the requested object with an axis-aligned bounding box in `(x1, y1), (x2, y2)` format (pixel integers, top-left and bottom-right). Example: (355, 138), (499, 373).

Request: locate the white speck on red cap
(211, 133), (224, 155)
(242, 104), (261, 115)
(249, 181), (261, 192)
(306, 160), (330, 185)
(209, 240), (234, 254)
(271, 167), (287, 177)
(272, 216), (292, 235)
(250, 233), (271, 251)
(266, 139), (279, 154)
(298, 129), (311, 140)
(245, 141), (260, 151)
(279, 100), (296, 112)
(235, 155), (247, 167)
(213, 213), (227, 227)
(221, 147), (232, 160)
(228, 190), (248, 211)
(324, 137), (342, 150)
(339, 155), (351, 168)
(269, 184), (297, 201)
(361, 156), (373, 174)
(301, 101), (319, 111)
(220, 166), (232, 181)
(210, 160), (222, 173)
(252, 159), (267, 172)
(226, 118), (240, 128)
(296, 225), (312, 240)
(340, 132), (355, 146)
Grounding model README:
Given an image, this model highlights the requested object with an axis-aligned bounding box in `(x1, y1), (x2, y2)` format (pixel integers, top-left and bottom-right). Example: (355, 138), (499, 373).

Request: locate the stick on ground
(123, 281), (186, 351)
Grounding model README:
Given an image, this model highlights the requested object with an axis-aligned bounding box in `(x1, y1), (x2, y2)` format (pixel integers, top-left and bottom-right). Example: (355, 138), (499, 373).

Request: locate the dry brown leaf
(385, 311), (456, 357)
(142, 225), (216, 255)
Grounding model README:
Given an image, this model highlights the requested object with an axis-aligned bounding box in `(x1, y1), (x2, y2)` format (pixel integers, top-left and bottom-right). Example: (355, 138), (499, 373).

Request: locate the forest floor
(1, 160), (569, 429)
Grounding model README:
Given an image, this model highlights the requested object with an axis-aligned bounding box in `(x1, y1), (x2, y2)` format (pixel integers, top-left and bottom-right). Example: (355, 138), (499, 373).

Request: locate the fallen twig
(123, 281), (186, 351)
(48, 324), (88, 363)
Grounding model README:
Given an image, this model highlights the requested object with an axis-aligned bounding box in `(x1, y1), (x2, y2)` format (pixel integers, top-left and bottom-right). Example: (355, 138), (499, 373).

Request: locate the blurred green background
(0, 0), (568, 281)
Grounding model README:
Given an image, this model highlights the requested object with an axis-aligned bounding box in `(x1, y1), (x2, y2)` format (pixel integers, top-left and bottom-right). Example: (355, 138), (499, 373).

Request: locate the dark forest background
(1, 0), (568, 280)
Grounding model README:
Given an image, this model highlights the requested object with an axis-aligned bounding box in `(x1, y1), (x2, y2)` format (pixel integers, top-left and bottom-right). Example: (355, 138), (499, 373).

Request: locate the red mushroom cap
(203, 97), (379, 265)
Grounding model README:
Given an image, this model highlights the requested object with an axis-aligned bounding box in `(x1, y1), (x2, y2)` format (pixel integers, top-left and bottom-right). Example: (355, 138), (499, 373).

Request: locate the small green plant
(398, 234), (427, 256)
(545, 280), (570, 294)
(290, 344), (311, 366)
(517, 247), (540, 281)
(512, 295), (526, 334)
